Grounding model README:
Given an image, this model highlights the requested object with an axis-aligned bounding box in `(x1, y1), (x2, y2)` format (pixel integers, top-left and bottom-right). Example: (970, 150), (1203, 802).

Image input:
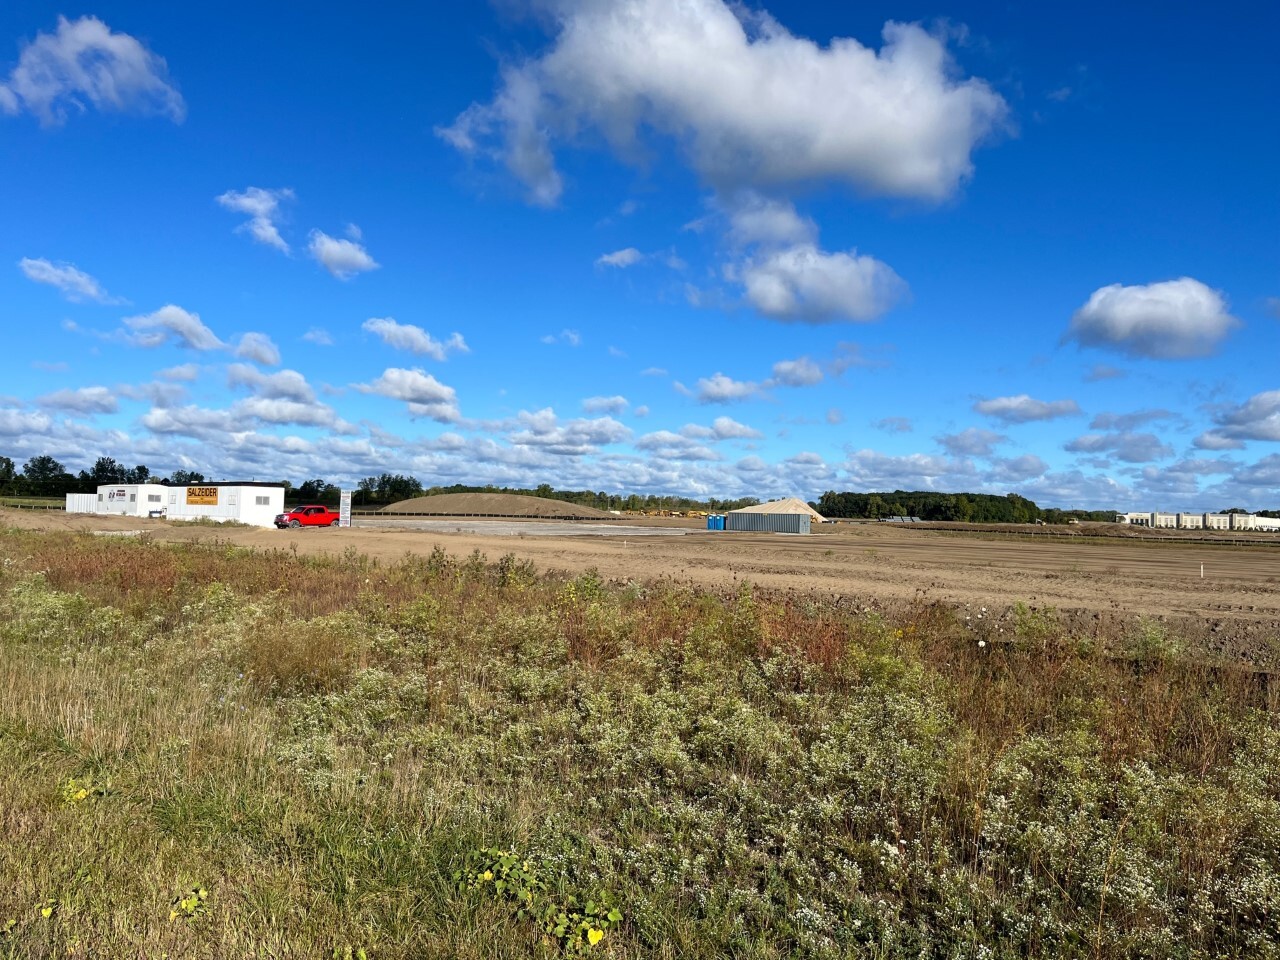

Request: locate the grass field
(1, 525), (1278, 958)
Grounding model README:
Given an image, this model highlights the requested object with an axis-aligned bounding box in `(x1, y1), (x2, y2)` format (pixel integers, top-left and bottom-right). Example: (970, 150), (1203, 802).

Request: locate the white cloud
(726, 194), (816, 246)
(936, 428), (1006, 457)
(634, 405), (650, 417)
(37, 386), (117, 415)
(358, 367), (461, 423)
(739, 243), (905, 322)
(582, 395), (628, 414)
(158, 363), (199, 382)
(1193, 432), (1245, 452)
(123, 305), (224, 351)
(1064, 432), (1173, 464)
(234, 332), (281, 366)
(641, 366), (667, 377)
(19, 257), (119, 303)
(439, 2), (1007, 204)
(769, 356), (823, 387)
(216, 187), (294, 253)
(825, 407), (844, 425)
(974, 394), (1081, 424)
(0, 15), (185, 126)
(308, 230), (379, 280)
(986, 454), (1049, 482)
(695, 373), (763, 404)
(596, 247), (644, 268)
(302, 327), (334, 346)
(227, 364), (316, 403)
(1066, 278), (1239, 359)
(541, 329), (582, 346)
(710, 415), (762, 439)
(0, 409), (53, 437)
(234, 396), (350, 431)
(1199, 390), (1280, 445)
(508, 410), (632, 455)
(635, 430), (720, 461)
(362, 318), (469, 361)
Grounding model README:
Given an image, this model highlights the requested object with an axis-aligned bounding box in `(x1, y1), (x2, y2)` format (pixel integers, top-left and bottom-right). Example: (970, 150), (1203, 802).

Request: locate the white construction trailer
(66, 483), (285, 528)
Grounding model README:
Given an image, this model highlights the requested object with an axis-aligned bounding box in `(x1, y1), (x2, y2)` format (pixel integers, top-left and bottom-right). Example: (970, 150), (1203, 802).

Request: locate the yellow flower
(481, 870), (493, 881)
(587, 928), (604, 946)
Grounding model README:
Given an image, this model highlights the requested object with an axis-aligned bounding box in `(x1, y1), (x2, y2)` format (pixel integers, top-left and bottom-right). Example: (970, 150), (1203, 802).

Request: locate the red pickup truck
(274, 505), (342, 528)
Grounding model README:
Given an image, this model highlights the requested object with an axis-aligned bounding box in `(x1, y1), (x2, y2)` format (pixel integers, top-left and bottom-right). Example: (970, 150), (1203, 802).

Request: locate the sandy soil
(6, 508), (1280, 663)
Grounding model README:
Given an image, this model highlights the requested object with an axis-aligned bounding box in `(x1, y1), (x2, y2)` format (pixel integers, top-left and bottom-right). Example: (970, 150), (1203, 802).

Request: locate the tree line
(0, 455), (208, 498)
(814, 490), (1116, 524)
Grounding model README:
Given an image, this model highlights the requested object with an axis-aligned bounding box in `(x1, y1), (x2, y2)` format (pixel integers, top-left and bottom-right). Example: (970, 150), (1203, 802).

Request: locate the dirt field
(382, 492), (616, 518)
(6, 508), (1280, 663)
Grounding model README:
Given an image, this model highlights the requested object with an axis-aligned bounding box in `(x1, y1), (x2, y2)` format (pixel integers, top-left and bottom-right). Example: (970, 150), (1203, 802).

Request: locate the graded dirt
(5, 508), (1279, 665)
(382, 492), (615, 518)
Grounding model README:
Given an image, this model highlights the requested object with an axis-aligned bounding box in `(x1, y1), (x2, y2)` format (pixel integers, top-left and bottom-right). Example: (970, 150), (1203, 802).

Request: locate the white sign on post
(339, 489), (352, 527)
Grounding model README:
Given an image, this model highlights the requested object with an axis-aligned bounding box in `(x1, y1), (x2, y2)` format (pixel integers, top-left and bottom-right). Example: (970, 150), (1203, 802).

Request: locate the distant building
(1114, 510), (1280, 532)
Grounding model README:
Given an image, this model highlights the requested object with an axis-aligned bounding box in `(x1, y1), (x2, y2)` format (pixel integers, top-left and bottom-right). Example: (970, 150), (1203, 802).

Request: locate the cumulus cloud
(595, 247), (643, 268)
(157, 363), (199, 382)
(227, 364), (316, 403)
(439, 2), (1007, 204)
(737, 240), (905, 323)
(302, 327), (334, 346)
(709, 415), (762, 439)
(19, 257), (121, 303)
(357, 367), (461, 423)
(726, 193), (816, 246)
(986, 454), (1049, 482)
(635, 430), (720, 461)
(508, 409), (632, 455)
(769, 356), (823, 387)
(974, 394), (1081, 424)
(825, 408), (844, 425)
(216, 187), (294, 253)
(122, 305), (224, 351)
(1065, 278), (1239, 359)
(695, 373), (764, 404)
(362, 318), (469, 360)
(234, 332), (281, 366)
(1064, 432), (1173, 464)
(308, 230), (379, 279)
(841, 448), (977, 490)
(582, 395), (628, 415)
(1197, 390), (1280, 446)
(936, 427), (1006, 457)
(37, 386), (117, 415)
(0, 15), (185, 125)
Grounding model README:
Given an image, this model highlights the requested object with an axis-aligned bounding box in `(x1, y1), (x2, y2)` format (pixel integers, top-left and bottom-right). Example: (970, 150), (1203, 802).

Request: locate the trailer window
(255, 496), (270, 506)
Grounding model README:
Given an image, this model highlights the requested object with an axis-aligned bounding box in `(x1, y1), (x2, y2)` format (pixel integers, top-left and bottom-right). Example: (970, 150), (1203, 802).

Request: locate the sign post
(339, 489), (352, 528)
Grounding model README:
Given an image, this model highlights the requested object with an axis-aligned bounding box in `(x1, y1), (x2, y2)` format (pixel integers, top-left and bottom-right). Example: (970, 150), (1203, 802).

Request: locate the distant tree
(125, 464), (151, 484)
(296, 478), (328, 501)
(82, 457), (127, 485)
(167, 469), (205, 485)
(20, 455), (74, 496)
(0, 455), (14, 489)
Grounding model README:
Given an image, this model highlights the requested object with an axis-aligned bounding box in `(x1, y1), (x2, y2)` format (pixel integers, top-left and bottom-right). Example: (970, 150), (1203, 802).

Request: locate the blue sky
(1, 1), (1277, 509)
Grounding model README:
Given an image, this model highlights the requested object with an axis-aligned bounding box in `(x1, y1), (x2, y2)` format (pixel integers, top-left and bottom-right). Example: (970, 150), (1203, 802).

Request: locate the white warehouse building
(66, 483), (286, 528)
(1114, 511), (1280, 532)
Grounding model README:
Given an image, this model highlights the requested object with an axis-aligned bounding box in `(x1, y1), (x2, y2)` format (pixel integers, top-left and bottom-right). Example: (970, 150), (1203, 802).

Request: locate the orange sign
(185, 486), (219, 505)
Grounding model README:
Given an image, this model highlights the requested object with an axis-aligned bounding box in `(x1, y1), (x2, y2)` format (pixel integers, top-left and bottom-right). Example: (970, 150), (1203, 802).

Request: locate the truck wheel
(289, 519), (301, 528)
(330, 519), (340, 526)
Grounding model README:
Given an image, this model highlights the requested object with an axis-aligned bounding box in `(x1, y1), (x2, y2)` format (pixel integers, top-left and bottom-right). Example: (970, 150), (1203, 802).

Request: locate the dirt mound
(381, 492), (615, 519)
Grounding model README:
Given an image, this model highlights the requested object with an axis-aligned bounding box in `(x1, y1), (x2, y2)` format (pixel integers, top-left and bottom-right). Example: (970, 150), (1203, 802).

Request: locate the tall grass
(0, 527), (1277, 958)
